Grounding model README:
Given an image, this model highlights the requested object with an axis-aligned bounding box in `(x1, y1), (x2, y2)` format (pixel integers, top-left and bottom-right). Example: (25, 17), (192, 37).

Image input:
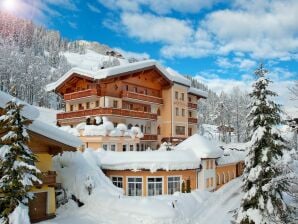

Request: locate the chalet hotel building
(46, 60), (207, 149)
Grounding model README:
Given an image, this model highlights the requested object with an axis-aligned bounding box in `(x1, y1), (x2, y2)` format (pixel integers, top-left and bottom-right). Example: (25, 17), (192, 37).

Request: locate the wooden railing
(141, 134), (158, 141)
(122, 91), (163, 104)
(57, 108), (157, 120)
(188, 102), (197, 109)
(35, 171), (56, 187)
(64, 89), (99, 100)
(188, 117), (198, 124)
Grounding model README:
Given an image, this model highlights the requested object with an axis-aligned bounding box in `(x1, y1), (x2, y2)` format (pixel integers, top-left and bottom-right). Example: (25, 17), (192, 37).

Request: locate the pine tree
(0, 100), (41, 224)
(236, 64), (291, 224)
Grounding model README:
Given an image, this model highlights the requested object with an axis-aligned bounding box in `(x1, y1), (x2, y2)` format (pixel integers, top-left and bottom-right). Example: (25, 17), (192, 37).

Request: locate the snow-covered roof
(188, 87), (208, 99)
(176, 134), (223, 159)
(28, 120), (82, 148)
(98, 149), (201, 172)
(0, 91), (82, 148)
(46, 60), (207, 98)
(0, 91), (39, 120)
(217, 148), (246, 165)
(97, 134), (224, 171)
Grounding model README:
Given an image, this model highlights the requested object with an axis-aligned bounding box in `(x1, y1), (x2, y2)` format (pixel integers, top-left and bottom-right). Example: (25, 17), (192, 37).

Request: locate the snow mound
(97, 149), (201, 172)
(176, 134), (223, 159)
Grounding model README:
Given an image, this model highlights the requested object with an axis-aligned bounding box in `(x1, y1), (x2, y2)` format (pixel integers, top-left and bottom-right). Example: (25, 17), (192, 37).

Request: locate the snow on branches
(236, 64), (293, 224)
(0, 100), (41, 224)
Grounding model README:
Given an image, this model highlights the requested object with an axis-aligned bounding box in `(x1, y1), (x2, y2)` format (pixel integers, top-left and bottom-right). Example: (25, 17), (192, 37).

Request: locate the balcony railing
(35, 171), (56, 187)
(188, 117), (198, 124)
(141, 134), (158, 141)
(57, 108), (157, 120)
(64, 89), (99, 100)
(122, 91), (163, 104)
(188, 102), (197, 109)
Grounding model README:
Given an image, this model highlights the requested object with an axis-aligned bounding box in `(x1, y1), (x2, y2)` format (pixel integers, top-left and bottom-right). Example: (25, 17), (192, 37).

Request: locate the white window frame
(111, 176), (123, 188)
(126, 176), (143, 196)
(167, 176), (182, 195)
(146, 176), (164, 196)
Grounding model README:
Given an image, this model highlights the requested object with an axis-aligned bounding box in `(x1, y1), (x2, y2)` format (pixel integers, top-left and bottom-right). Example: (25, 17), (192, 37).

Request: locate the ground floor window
(168, 176), (181, 194)
(147, 177), (163, 196)
(129, 144), (134, 151)
(110, 144), (116, 151)
(127, 177), (142, 196)
(112, 176), (123, 188)
(103, 144), (108, 150)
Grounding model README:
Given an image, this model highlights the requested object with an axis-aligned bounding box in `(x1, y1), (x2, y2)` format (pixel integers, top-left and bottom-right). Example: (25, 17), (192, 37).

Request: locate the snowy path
(191, 178), (242, 224)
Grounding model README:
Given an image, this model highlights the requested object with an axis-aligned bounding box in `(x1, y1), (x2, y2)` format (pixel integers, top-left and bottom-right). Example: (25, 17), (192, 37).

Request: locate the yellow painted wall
(216, 163), (237, 189)
(105, 169), (197, 196)
(36, 153), (52, 172)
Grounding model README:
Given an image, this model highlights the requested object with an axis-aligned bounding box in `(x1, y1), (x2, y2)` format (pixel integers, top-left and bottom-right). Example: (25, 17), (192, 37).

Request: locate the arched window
(157, 126), (161, 135)
(221, 173), (225, 184)
(157, 109), (161, 116)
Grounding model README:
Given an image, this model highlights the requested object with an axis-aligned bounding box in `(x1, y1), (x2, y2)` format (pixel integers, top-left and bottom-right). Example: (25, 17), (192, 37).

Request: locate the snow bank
(60, 117), (144, 139)
(97, 149), (201, 172)
(8, 203), (30, 224)
(176, 134), (223, 159)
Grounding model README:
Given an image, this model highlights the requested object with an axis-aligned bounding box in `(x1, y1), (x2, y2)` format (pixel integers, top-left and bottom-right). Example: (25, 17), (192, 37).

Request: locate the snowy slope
(63, 49), (129, 71)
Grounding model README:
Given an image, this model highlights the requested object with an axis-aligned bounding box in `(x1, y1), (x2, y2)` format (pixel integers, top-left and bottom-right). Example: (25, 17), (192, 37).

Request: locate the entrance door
(29, 192), (47, 222)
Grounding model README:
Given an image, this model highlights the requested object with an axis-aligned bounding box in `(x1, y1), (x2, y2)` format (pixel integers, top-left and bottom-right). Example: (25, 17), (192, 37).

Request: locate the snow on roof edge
(28, 119), (82, 148)
(188, 87), (208, 98)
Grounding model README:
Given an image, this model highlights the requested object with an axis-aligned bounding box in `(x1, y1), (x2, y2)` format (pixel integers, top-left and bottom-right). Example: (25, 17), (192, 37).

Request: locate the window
(70, 105), (73, 111)
(175, 107), (179, 116)
(188, 128), (192, 136)
(217, 174), (220, 186)
(157, 126), (161, 135)
(110, 144), (116, 151)
(175, 126), (185, 135)
(188, 97), (191, 102)
(103, 144), (108, 151)
(136, 144), (140, 151)
(122, 144), (127, 152)
(113, 100), (118, 108)
(147, 177), (163, 196)
(175, 91), (178, 100)
(168, 176), (181, 194)
(130, 144), (134, 151)
(181, 93), (184, 101)
(141, 144), (144, 151)
(182, 109), (185, 117)
(127, 177), (142, 196)
(86, 102), (90, 109)
(112, 176), (123, 188)
(157, 109), (161, 116)
(79, 103), (83, 110)
(189, 111), (192, 117)
(96, 100), (99, 107)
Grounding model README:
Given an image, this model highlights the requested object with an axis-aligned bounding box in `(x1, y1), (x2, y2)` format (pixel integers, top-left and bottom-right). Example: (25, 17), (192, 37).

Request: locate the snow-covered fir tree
(0, 100), (41, 224)
(236, 64), (291, 224)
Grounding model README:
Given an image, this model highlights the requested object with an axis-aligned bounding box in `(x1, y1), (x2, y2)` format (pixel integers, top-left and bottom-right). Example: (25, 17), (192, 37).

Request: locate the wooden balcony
(35, 171), (56, 187)
(141, 134), (158, 141)
(57, 108), (157, 120)
(188, 102), (197, 109)
(188, 117), (198, 124)
(122, 91), (163, 104)
(64, 89), (99, 100)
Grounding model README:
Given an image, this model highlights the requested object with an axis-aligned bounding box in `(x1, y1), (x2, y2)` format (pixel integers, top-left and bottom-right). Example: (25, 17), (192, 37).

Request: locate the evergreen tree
(0, 100), (41, 224)
(236, 64), (291, 224)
